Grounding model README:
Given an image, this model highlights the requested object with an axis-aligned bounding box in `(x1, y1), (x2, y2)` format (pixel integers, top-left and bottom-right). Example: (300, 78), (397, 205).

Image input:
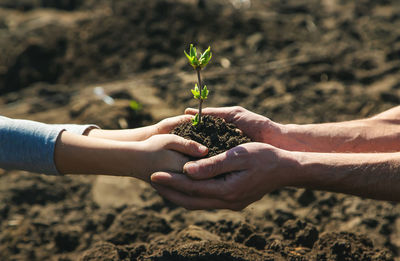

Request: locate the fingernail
(150, 173), (161, 182)
(150, 173), (167, 183)
(198, 145), (208, 153)
(184, 162), (198, 174)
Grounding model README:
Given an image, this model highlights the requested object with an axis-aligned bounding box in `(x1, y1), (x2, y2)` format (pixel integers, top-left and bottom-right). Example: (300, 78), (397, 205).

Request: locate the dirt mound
(0, 0), (250, 93)
(171, 115), (251, 158)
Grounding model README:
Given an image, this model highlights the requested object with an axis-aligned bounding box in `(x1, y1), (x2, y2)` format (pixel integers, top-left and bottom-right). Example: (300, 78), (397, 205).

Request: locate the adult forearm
(291, 151), (400, 201)
(274, 118), (400, 152)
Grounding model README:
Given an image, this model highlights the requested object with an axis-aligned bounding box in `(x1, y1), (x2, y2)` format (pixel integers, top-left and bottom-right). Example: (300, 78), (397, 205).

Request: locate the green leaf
(190, 44), (197, 58)
(205, 51), (212, 63)
(200, 46), (210, 60)
(185, 50), (197, 68)
(201, 85), (209, 100)
(186, 44), (211, 69)
(199, 46), (212, 67)
(191, 113), (199, 126)
(184, 50), (192, 61)
(191, 84), (200, 99)
(192, 57), (199, 68)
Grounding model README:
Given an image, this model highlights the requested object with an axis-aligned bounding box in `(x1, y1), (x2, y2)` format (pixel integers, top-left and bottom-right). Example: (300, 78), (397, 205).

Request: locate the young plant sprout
(184, 44), (212, 125)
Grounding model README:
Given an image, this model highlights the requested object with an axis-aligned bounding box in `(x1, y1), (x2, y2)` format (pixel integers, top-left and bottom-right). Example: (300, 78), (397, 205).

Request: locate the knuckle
(180, 137), (189, 146)
(195, 161), (211, 174)
(233, 106), (244, 113)
(228, 147), (250, 166)
(187, 139), (198, 148)
(205, 160), (221, 175)
(159, 118), (168, 125)
(186, 140), (199, 154)
(194, 157), (223, 177)
(170, 134), (183, 144)
(231, 146), (248, 158)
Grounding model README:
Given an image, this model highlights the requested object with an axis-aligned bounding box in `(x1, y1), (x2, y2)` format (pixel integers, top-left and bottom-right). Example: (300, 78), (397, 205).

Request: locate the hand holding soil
(151, 142), (295, 210)
(185, 106), (280, 143)
(54, 116), (208, 182)
(152, 105), (400, 209)
(123, 134), (208, 181)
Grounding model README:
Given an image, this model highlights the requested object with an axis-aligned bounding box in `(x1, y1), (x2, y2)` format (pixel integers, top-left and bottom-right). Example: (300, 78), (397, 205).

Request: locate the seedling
(184, 44), (212, 125)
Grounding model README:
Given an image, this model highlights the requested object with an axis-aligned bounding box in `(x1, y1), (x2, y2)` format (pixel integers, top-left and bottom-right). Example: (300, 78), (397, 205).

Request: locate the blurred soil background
(1, 0), (400, 260)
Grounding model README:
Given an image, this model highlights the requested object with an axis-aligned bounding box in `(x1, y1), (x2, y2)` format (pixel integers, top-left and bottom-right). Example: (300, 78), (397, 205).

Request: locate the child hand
(152, 115), (193, 135)
(86, 115), (193, 142)
(132, 134), (208, 181)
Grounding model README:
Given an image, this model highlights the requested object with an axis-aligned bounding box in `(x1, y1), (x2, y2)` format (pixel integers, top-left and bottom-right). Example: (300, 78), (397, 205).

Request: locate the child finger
(164, 135), (208, 157)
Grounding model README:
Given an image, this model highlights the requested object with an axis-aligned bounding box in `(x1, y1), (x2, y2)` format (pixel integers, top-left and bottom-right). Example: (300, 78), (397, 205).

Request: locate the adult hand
(185, 106), (281, 143)
(150, 142), (297, 210)
(188, 106), (400, 154)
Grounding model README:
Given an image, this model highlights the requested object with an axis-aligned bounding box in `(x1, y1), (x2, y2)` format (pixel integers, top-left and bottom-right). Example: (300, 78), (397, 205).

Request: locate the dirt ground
(1, 0), (400, 260)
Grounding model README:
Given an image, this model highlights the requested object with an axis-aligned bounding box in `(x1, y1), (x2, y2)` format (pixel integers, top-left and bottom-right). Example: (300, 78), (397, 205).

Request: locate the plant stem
(196, 67), (203, 124)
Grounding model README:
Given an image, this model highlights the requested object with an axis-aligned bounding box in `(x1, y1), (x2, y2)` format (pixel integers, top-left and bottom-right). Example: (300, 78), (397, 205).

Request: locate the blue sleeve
(0, 116), (98, 175)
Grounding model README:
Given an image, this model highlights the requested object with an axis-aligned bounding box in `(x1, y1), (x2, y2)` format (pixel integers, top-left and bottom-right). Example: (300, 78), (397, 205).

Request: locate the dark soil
(171, 115), (251, 158)
(1, 0), (400, 260)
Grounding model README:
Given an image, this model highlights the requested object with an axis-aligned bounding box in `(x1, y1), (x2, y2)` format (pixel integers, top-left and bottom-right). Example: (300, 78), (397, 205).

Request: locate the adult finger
(183, 146), (249, 180)
(152, 183), (243, 210)
(185, 107), (235, 122)
(163, 135), (208, 157)
(151, 171), (232, 199)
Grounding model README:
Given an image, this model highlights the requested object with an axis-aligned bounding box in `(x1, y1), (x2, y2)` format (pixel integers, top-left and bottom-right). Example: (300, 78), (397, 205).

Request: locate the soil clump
(171, 115), (251, 158)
